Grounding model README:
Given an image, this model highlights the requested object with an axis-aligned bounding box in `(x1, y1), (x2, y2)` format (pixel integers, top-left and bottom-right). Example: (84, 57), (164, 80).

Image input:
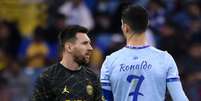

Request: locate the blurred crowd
(0, 0), (200, 101)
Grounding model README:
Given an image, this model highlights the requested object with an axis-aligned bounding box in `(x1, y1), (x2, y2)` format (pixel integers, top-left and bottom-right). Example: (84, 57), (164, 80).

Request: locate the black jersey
(31, 63), (102, 101)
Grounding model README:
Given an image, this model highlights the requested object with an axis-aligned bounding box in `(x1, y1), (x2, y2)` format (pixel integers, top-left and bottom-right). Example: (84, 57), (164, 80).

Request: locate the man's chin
(80, 62), (89, 66)
(74, 56), (90, 66)
(83, 60), (90, 66)
(84, 57), (90, 63)
(85, 58), (90, 63)
(77, 60), (89, 66)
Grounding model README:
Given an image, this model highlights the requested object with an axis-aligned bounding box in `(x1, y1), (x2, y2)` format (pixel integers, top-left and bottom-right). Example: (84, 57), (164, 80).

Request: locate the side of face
(71, 33), (93, 65)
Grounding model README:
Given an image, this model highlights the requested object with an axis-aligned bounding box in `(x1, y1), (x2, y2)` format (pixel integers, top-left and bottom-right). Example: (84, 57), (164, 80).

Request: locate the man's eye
(82, 41), (89, 45)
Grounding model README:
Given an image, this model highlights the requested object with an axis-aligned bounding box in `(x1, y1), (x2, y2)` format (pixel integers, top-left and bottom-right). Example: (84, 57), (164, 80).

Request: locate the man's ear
(64, 43), (73, 53)
(123, 24), (130, 33)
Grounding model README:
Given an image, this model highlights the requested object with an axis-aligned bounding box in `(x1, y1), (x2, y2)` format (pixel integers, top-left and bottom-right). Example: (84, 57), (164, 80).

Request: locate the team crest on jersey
(86, 85), (93, 95)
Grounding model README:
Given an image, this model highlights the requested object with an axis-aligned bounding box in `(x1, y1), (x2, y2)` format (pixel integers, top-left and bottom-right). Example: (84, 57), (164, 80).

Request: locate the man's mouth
(86, 51), (92, 56)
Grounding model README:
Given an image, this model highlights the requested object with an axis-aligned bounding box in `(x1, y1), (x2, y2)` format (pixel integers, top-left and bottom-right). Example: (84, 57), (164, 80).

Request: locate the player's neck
(126, 33), (147, 46)
(60, 53), (80, 71)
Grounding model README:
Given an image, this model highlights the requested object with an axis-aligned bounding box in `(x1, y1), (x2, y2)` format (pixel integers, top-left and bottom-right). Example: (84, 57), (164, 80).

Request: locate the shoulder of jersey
(39, 63), (58, 79)
(84, 67), (99, 81)
(148, 46), (168, 55)
(85, 67), (97, 76)
(108, 47), (125, 58)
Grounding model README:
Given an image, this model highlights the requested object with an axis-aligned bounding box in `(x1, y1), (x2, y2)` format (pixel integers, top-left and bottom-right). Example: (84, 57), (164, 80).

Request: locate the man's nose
(88, 44), (93, 51)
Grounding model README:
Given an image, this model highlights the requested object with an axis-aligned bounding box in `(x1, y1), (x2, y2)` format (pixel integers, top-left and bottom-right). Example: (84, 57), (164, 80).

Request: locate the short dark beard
(74, 55), (89, 66)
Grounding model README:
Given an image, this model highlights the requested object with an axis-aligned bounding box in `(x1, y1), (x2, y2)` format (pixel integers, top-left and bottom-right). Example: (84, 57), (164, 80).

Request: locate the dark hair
(121, 5), (149, 33)
(58, 25), (88, 52)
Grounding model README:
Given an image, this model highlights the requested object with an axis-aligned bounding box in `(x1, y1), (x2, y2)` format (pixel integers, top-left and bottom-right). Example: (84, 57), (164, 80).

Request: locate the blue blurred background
(0, 0), (200, 101)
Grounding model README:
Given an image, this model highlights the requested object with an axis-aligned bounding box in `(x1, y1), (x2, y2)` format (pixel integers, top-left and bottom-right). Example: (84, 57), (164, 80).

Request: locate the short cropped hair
(121, 5), (149, 33)
(58, 25), (88, 52)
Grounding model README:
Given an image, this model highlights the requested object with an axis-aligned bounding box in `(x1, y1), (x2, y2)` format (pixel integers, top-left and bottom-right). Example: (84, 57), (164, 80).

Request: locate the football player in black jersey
(31, 25), (102, 101)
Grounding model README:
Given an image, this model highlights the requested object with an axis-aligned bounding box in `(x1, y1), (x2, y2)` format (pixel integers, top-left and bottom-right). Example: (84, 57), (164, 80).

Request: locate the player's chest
(50, 74), (95, 101)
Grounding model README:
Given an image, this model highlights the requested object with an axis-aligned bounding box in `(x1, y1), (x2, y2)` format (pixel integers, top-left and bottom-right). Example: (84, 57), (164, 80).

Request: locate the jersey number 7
(127, 75), (144, 101)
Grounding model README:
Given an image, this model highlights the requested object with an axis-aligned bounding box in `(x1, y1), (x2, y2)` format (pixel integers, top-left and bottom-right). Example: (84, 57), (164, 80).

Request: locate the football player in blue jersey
(100, 4), (189, 101)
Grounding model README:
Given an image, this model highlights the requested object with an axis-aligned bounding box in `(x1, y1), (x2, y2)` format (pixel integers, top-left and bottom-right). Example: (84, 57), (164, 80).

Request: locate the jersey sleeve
(100, 56), (114, 101)
(167, 82), (189, 101)
(31, 72), (52, 101)
(165, 52), (180, 82)
(165, 52), (189, 101)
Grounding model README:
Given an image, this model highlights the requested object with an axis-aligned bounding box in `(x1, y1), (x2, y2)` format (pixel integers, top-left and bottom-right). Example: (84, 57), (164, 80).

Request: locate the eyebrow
(82, 40), (91, 44)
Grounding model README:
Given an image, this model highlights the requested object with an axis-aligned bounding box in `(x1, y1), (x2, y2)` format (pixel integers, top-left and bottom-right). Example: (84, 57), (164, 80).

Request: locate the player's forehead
(75, 32), (91, 42)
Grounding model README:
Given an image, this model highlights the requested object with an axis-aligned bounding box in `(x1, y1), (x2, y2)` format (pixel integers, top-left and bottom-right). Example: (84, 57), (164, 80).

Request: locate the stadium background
(0, 0), (200, 100)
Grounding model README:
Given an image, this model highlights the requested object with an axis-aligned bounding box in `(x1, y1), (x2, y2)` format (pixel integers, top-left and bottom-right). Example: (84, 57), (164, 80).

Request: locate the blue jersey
(100, 45), (188, 101)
